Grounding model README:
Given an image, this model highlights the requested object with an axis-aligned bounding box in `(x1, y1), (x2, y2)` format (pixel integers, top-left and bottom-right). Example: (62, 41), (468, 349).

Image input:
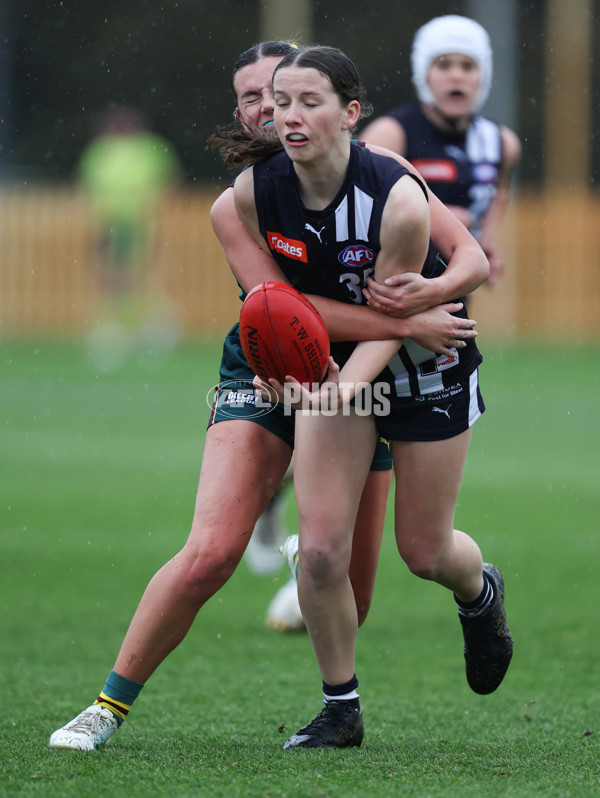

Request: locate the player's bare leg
(349, 468), (391, 625)
(50, 420), (291, 749)
(391, 431), (482, 595)
(294, 408), (375, 683)
(283, 408), (376, 749)
(113, 421), (292, 683)
(272, 464), (390, 630)
(392, 430), (513, 694)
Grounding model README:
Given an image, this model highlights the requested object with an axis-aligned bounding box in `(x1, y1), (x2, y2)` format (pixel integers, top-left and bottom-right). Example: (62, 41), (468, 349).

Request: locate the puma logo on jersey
(444, 145), (468, 162)
(432, 405), (451, 419)
(305, 223), (325, 242)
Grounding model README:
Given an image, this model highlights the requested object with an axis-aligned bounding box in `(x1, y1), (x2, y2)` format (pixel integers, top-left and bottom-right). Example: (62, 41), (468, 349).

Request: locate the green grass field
(2, 337), (599, 797)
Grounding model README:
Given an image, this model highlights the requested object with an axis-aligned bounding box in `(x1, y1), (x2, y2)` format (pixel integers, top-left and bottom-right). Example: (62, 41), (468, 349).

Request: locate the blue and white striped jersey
(252, 143), (481, 397)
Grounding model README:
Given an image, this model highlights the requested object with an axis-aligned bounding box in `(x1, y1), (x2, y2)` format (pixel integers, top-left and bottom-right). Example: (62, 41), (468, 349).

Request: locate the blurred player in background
(79, 105), (182, 368)
(360, 15), (521, 290)
(244, 465), (301, 630)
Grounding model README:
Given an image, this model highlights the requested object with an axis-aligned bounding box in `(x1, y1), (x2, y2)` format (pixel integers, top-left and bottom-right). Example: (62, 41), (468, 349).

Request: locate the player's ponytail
(208, 125), (283, 170)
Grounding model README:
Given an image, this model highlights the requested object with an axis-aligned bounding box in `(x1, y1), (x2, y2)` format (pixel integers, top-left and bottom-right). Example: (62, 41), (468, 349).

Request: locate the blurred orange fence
(469, 189), (600, 342)
(0, 185), (240, 341)
(1, 184), (599, 341)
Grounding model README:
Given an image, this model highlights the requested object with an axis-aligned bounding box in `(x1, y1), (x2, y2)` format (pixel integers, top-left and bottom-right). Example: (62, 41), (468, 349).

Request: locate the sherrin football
(239, 281), (330, 385)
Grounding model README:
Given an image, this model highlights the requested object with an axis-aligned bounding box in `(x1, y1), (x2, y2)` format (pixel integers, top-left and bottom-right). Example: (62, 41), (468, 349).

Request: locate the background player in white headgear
(361, 14), (521, 289)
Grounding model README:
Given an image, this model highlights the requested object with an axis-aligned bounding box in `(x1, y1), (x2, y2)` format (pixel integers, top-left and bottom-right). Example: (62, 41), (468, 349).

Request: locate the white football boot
(280, 534), (299, 581)
(265, 577), (305, 632)
(49, 705), (119, 750)
(245, 491), (287, 576)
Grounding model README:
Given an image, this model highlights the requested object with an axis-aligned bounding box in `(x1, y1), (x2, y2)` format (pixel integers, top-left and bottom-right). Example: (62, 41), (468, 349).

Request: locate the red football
(239, 281), (330, 385)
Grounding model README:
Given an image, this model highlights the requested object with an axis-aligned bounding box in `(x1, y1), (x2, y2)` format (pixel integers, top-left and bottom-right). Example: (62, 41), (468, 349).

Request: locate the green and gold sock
(94, 669), (144, 725)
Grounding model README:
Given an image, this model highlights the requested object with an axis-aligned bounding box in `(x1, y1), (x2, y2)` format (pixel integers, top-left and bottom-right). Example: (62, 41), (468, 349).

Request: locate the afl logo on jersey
(338, 245), (375, 268)
(472, 163), (499, 184)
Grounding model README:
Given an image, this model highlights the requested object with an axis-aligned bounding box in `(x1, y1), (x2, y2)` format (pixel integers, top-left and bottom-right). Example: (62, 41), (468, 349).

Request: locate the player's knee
(180, 545), (240, 601)
(398, 543), (443, 582)
(301, 536), (347, 585)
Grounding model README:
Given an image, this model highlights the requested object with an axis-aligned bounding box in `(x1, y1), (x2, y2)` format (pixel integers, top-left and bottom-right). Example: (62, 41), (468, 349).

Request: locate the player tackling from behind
(48, 41), (491, 753)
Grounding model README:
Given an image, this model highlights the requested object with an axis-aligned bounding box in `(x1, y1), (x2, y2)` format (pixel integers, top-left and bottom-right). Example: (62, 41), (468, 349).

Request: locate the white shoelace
(67, 707), (111, 734)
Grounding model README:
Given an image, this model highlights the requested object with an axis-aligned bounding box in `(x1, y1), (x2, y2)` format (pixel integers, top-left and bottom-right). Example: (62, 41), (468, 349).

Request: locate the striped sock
(94, 670), (144, 725)
(322, 674), (360, 710)
(455, 572), (494, 617)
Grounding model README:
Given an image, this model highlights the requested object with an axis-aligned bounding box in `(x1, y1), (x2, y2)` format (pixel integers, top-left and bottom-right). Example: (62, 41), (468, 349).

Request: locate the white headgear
(411, 15), (493, 113)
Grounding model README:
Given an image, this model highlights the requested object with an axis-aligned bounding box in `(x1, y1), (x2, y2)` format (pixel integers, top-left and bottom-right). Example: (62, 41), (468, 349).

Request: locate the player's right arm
(211, 184), (284, 286)
(363, 143), (489, 316)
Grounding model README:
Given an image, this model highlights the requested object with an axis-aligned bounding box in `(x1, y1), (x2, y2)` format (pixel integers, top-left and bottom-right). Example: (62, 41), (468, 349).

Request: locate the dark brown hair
(208, 41), (297, 170)
(273, 46), (372, 120)
(209, 45), (373, 169)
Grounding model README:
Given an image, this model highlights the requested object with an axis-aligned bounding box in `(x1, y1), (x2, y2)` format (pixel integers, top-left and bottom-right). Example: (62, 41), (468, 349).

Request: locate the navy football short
(373, 368), (485, 442)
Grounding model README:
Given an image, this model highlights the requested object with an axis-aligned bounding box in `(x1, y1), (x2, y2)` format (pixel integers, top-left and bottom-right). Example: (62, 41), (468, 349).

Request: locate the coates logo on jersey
(267, 231), (308, 263)
(412, 159), (458, 183)
(338, 245), (375, 268)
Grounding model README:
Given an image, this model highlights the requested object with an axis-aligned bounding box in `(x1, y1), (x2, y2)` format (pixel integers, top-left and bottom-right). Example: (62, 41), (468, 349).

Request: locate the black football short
(373, 368), (485, 442)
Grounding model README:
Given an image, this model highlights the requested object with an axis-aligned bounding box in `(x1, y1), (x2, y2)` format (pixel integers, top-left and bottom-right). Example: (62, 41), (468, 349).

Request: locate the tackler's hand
(253, 357), (341, 411)
(364, 272), (438, 317)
